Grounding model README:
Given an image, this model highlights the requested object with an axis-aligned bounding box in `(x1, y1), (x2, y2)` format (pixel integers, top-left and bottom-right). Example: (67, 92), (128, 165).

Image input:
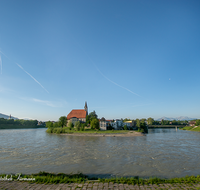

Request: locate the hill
(157, 116), (197, 121)
(0, 113), (18, 120)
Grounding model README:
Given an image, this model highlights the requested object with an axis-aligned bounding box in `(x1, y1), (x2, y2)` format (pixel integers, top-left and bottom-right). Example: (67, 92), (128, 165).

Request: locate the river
(0, 128), (200, 178)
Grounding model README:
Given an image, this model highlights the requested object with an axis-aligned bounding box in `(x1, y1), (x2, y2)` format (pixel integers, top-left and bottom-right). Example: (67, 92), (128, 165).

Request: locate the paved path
(1, 181), (200, 190)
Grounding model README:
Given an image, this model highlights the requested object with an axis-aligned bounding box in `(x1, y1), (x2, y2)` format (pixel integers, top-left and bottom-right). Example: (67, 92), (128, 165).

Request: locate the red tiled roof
(67, 109), (86, 120)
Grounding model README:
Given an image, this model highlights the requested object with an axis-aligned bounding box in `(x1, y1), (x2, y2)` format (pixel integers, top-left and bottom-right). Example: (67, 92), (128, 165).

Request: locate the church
(67, 102), (88, 125)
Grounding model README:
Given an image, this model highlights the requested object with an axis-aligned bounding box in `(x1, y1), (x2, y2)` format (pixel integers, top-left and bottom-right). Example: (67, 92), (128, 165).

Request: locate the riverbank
(46, 128), (145, 136)
(180, 126), (200, 132)
(60, 131), (144, 137)
(1, 172), (200, 190)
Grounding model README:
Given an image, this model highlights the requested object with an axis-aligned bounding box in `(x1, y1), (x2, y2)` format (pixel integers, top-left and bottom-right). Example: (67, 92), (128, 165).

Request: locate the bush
(56, 128), (62, 134)
(46, 128), (53, 133)
(67, 121), (74, 128)
(75, 121), (81, 131)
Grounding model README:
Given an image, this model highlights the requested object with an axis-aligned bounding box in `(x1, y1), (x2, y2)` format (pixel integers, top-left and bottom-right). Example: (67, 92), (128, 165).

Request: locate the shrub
(75, 121), (81, 131)
(46, 128), (53, 133)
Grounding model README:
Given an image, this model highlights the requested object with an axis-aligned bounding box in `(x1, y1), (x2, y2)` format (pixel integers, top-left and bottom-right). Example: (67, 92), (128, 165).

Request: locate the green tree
(46, 121), (53, 128)
(140, 120), (148, 133)
(53, 122), (59, 128)
(75, 121), (81, 131)
(147, 117), (154, 125)
(59, 116), (67, 128)
(86, 111), (98, 125)
(195, 119), (200, 126)
(123, 118), (131, 122)
(136, 119), (140, 128)
(90, 118), (99, 130)
(172, 120), (178, 125)
(123, 125), (128, 130)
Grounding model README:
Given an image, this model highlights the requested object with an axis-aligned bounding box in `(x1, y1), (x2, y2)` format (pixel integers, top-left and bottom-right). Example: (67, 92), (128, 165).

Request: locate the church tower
(84, 101), (88, 116)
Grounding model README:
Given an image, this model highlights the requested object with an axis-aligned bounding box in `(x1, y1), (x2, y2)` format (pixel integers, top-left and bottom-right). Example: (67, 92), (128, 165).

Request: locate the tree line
(0, 118), (38, 127)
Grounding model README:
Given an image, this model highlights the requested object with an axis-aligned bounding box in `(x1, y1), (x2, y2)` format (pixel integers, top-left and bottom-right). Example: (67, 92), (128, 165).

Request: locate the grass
(46, 127), (131, 134)
(180, 126), (200, 132)
(1, 172), (200, 185)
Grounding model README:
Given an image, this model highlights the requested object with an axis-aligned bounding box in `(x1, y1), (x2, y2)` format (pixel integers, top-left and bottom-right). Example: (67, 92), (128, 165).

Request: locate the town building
(67, 102), (88, 125)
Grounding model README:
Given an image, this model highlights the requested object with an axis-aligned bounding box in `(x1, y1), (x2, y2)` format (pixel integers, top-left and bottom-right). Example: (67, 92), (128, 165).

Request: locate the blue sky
(0, 0), (199, 121)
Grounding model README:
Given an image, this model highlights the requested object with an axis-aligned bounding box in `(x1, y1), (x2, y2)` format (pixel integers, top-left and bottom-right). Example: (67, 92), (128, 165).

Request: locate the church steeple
(84, 101), (88, 116)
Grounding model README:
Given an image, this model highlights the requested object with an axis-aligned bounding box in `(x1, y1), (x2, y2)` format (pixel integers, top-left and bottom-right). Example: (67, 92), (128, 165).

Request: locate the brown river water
(0, 128), (200, 178)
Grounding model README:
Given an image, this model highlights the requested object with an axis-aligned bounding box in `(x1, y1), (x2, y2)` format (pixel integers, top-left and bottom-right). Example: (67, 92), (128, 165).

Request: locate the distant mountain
(157, 116), (197, 121)
(0, 113), (18, 120)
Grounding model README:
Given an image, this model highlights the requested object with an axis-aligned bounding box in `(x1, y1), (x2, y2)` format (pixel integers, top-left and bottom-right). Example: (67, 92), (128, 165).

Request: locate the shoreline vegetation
(46, 128), (145, 136)
(0, 118), (45, 129)
(1, 172), (200, 185)
(180, 126), (200, 132)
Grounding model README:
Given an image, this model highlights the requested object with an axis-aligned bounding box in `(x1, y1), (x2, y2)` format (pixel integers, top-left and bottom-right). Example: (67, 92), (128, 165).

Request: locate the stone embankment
(1, 181), (200, 190)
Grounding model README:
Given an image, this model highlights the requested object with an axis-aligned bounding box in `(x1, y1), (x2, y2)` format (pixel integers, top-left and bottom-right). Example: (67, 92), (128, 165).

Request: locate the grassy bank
(1, 172), (200, 185)
(46, 127), (130, 134)
(180, 126), (200, 132)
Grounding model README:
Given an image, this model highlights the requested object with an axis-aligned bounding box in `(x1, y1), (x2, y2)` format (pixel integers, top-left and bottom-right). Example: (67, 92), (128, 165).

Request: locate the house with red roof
(67, 102), (88, 125)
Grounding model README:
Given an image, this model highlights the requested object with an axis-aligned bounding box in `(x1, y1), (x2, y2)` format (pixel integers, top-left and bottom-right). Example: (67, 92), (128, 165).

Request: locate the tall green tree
(195, 119), (200, 126)
(90, 118), (99, 129)
(53, 122), (59, 128)
(46, 121), (53, 128)
(59, 116), (67, 128)
(86, 111), (98, 124)
(136, 119), (140, 128)
(147, 117), (154, 125)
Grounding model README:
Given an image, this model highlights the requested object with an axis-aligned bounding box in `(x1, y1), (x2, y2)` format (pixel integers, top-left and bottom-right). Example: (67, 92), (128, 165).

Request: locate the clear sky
(0, 0), (200, 121)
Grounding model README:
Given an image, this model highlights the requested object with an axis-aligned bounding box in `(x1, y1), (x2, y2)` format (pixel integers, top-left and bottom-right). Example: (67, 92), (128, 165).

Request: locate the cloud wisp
(0, 50), (10, 60)
(72, 40), (140, 97)
(0, 54), (2, 74)
(95, 66), (140, 97)
(16, 63), (49, 93)
(32, 98), (59, 107)
(21, 97), (67, 108)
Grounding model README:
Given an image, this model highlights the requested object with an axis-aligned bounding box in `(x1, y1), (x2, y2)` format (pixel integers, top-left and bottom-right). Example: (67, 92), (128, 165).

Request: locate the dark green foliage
(53, 122), (60, 128)
(58, 116), (67, 128)
(123, 125), (127, 130)
(67, 121), (74, 129)
(137, 119), (148, 133)
(75, 121), (81, 131)
(0, 118), (39, 129)
(46, 121), (53, 128)
(195, 119), (200, 126)
(90, 118), (99, 129)
(86, 111), (98, 124)
(147, 117), (155, 125)
(161, 119), (170, 125)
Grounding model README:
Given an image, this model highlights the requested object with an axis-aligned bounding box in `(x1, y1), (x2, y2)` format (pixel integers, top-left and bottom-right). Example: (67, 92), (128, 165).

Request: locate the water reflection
(0, 128), (200, 178)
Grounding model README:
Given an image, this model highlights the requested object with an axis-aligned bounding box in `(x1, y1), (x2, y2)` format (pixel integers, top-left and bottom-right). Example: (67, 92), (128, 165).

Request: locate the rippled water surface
(0, 128), (200, 178)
